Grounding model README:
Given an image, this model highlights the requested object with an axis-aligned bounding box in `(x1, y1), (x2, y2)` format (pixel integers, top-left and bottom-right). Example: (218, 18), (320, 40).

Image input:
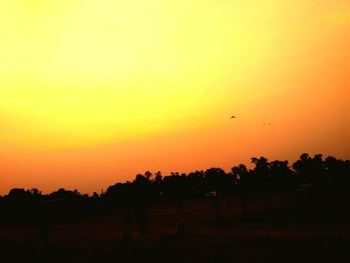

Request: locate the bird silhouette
(230, 116), (236, 119)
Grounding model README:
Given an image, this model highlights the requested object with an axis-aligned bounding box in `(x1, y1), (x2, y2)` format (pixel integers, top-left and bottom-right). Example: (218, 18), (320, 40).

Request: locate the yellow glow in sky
(0, 0), (349, 193)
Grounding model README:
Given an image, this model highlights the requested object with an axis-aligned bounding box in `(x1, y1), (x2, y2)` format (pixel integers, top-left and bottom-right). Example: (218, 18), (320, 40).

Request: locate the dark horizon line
(2, 152), (349, 198)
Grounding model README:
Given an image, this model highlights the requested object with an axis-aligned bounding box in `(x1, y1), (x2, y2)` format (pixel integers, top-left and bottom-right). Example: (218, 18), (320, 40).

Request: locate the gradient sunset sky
(1, 0), (349, 194)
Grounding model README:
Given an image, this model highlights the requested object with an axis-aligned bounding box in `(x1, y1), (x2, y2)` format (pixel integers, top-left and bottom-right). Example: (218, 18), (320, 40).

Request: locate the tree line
(1, 153), (349, 206)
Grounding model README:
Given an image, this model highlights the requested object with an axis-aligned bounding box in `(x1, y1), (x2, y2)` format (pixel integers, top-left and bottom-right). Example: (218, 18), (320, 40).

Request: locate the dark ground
(1, 194), (349, 262)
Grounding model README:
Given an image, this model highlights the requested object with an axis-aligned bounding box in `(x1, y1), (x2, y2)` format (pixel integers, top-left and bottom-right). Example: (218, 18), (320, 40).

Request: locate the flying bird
(230, 115), (236, 119)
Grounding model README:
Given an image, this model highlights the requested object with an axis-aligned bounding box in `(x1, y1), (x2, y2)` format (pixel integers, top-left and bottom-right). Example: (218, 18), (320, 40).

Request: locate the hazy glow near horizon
(1, 0), (349, 194)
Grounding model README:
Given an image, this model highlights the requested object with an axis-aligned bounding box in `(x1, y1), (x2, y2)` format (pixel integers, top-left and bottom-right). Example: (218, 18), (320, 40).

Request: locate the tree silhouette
(269, 160), (295, 193)
(133, 172), (153, 234)
(1, 152), (349, 238)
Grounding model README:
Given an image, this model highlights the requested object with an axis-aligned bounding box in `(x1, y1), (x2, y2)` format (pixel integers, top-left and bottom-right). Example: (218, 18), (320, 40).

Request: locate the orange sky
(0, 1), (349, 194)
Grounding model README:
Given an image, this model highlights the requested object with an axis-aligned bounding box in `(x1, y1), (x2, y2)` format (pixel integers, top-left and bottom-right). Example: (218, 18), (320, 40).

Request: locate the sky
(0, 0), (349, 194)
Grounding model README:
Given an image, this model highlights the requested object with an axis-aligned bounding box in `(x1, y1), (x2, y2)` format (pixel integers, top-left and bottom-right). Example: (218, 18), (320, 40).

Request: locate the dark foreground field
(1, 194), (350, 262)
